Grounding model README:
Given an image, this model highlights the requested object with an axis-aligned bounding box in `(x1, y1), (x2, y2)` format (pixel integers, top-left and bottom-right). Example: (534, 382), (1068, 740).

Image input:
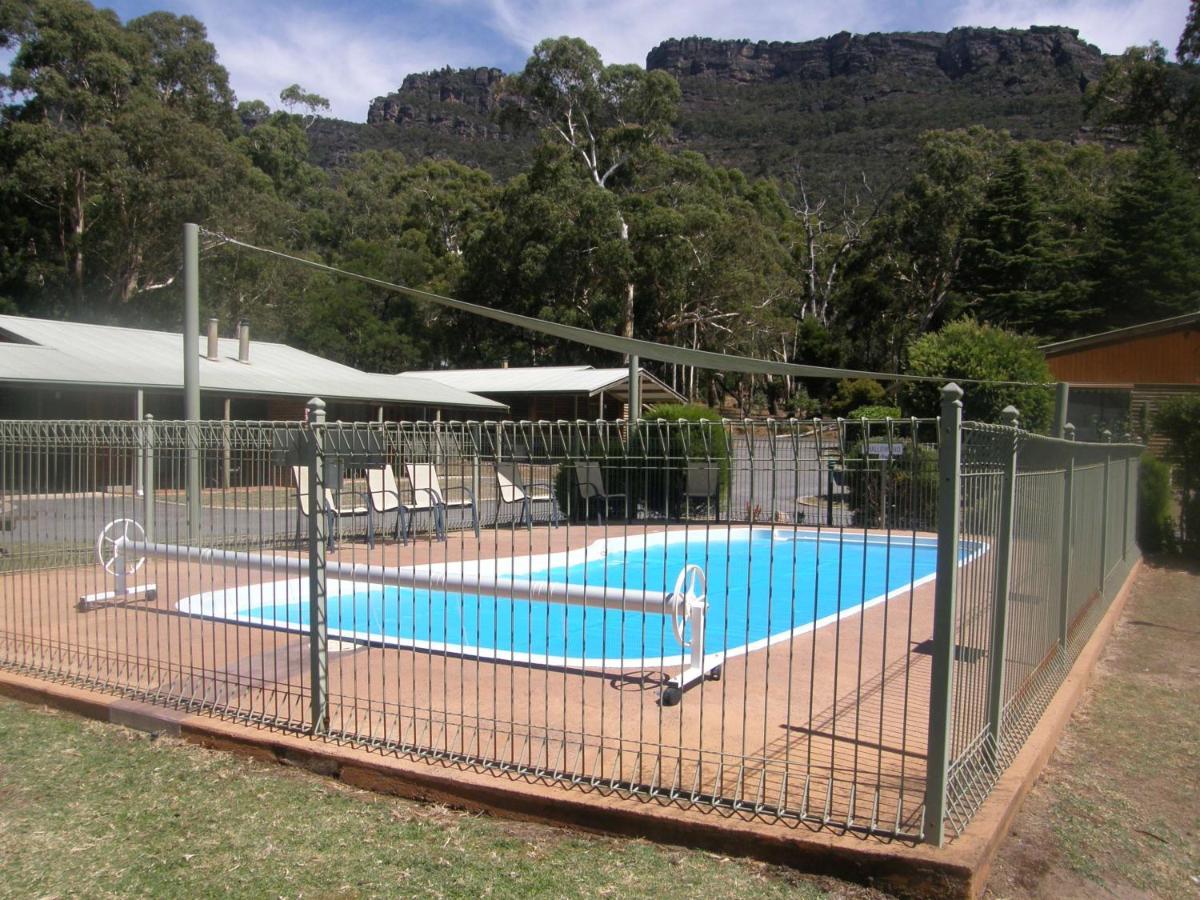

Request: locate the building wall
(1046, 326), (1200, 384)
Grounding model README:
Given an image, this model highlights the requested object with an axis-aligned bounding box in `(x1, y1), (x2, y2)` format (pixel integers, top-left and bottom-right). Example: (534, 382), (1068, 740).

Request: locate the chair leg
(470, 504), (480, 539)
(366, 507), (375, 549)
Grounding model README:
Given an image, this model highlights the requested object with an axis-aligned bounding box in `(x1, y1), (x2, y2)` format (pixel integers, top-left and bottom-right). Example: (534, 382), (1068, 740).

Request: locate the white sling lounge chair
(405, 463), (480, 538)
(494, 461), (560, 527)
(573, 460), (627, 522)
(291, 465), (369, 550)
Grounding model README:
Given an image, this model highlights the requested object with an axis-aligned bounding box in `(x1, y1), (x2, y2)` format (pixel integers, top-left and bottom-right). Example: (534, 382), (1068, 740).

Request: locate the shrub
(1154, 394), (1200, 549)
(843, 443), (939, 530)
(828, 378), (887, 417)
(901, 319), (1054, 430)
(1137, 453), (1176, 553)
(847, 404), (901, 419)
(555, 403), (731, 520)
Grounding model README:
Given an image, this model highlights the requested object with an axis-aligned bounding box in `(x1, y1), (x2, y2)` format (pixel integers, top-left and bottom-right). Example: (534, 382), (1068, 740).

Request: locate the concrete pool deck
(0, 522), (1142, 897)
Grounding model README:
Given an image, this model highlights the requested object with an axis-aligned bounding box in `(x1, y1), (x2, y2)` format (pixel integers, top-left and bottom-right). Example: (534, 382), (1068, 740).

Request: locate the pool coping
(174, 526), (967, 671)
(0, 556), (1142, 899)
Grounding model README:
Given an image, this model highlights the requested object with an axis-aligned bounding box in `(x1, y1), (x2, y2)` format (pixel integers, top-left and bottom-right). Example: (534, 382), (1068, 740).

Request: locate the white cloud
(475, 0), (884, 67)
(947, 0), (1186, 55)
(190, 0), (492, 120)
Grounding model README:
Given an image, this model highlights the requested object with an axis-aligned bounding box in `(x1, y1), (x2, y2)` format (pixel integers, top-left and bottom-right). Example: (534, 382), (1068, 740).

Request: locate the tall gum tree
(502, 37), (680, 340)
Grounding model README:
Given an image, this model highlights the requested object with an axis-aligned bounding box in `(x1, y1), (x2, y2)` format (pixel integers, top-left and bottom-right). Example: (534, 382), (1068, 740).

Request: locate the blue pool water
(202, 529), (950, 668)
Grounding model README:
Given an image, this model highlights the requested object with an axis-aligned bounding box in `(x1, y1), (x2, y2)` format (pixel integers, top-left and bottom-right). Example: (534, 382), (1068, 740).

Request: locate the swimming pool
(179, 528), (973, 669)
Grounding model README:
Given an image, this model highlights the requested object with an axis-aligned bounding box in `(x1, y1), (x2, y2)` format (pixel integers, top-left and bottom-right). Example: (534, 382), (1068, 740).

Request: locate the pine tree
(1093, 133), (1200, 326)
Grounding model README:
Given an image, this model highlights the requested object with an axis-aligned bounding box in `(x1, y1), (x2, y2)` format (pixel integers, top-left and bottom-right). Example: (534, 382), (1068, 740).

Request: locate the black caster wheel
(660, 686), (683, 707)
(707, 665), (722, 682)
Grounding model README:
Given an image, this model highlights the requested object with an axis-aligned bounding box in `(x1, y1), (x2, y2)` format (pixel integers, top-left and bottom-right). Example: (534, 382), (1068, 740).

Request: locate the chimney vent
(237, 318), (250, 364)
(206, 318), (219, 361)
(500, 358), (509, 369)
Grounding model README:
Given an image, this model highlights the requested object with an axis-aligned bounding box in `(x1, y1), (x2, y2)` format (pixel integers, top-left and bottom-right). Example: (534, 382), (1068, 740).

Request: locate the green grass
(0, 699), (848, 899)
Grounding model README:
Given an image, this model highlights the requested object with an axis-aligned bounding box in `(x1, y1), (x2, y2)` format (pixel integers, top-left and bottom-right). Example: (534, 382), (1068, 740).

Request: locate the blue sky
(21, 0), (1197, 120)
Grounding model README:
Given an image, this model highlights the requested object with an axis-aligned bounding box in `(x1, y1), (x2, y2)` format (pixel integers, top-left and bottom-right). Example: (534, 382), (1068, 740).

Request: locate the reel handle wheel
(96, 518), (146, 576)
(669, 564), (707, 649)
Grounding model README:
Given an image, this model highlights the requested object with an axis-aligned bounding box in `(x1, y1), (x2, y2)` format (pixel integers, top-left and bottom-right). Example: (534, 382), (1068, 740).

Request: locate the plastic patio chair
(683, 461), (721, 521)
(494, 461), (560, 527)
(291, 465), (369, 550)
(366, 465), (445, 545)
(405, 463), (480, 538)
(573, 460), (627, 522)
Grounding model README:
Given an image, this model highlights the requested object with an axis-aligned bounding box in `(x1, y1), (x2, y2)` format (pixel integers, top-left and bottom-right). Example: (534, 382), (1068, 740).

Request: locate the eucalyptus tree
(502, 37), (680, 340)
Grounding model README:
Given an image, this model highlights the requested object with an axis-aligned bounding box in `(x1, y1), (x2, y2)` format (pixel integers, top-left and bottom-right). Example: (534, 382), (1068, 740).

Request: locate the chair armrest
(441, 485), (476, 506)
(524, 481), (558, 498)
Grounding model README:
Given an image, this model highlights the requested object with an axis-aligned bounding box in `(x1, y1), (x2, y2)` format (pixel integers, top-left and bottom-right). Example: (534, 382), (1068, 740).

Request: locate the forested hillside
(2, 0), (1199, 413)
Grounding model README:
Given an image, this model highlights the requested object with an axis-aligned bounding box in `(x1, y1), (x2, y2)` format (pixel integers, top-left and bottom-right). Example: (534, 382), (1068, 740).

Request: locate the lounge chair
(406, 463), (480, 538)
(291, 465), (369, 550)
(683, 461), (721, 521)
(366, 465), (443, 544)
(573, 460), (627, 522)
(495, 461), (560, 527)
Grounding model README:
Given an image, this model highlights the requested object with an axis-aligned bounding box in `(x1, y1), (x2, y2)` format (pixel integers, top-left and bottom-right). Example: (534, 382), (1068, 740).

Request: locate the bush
(843, 444), (939, 530)
(901, 319), (1054, 430)
(847, 404), (901, 419)
(828, 378), (887, 417)
(554, 403), (731, 521)
(1154, 394), (1200, 550)
(1137, 453), (1176, 553)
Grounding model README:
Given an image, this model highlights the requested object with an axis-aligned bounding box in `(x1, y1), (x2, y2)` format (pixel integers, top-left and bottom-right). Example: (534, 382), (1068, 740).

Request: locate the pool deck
(0, 521), (1142, 897)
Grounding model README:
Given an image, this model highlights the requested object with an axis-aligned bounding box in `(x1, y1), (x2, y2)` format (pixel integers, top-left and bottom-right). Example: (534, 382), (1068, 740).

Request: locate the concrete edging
(0, 557), (1143, 899)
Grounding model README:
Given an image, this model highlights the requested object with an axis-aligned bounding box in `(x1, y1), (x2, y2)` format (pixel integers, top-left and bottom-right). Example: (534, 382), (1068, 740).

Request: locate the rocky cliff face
(308, 26), (1110, 190)
(367, 67), (507, 138)
(646, 26), (1104, 89)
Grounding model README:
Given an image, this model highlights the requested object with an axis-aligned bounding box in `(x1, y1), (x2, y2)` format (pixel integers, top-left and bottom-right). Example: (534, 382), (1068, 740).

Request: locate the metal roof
(1041, 310), (1200, 356)
(401, 365), (683, 401)
(0, 315), (504, 410)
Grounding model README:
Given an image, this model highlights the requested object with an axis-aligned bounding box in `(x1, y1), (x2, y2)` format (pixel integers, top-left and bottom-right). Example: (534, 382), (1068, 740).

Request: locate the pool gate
(0, 394), (1142, 844)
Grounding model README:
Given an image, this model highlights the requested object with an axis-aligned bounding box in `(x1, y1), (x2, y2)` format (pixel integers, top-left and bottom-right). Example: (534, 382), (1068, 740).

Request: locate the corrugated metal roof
(0, 315), (504, 410)
(402, 365), (683, 400)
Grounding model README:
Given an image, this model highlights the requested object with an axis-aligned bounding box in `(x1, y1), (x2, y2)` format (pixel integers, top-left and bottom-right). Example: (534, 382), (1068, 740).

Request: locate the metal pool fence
(0, 388), (1141, 844)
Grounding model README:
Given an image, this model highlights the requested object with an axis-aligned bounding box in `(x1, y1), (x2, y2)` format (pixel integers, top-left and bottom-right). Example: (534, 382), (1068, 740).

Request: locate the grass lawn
(0, 698), (883, 899)
(986, 557), (1200, 898)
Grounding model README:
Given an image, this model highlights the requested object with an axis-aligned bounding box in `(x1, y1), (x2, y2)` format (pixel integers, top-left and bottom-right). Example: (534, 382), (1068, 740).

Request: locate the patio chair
(366, 465), (443, 545)
(683, 461), (721, 521)
(494, 461), (560, 527)
(291, 465), (369, 550)
(573, 460), (627, 522)
(405, 463), (480, 539)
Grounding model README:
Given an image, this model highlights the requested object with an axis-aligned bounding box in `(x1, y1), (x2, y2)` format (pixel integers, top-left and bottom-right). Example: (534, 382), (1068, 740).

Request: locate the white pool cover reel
(86, 520), (720, 704)
(78, 519), (157, 609)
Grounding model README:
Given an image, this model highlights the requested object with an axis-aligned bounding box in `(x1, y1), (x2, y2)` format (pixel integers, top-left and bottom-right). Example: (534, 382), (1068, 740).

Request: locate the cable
(201, 228), (1053, 389)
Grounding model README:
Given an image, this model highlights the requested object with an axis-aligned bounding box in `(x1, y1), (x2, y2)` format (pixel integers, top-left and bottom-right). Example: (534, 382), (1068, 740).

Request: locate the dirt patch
(986, 557), (1200, 900)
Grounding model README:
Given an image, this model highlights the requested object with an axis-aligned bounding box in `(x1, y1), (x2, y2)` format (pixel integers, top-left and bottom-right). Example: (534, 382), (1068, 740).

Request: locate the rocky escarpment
(646, 26), (1105, 90)
(367, 67), (507, 138)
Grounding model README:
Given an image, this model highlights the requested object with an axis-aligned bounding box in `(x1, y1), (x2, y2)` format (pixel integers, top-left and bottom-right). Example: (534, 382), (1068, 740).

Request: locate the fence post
(1052, 382), (1070, 439)
(986, 406), (1019, 763)
(923, 382), (963, 846)
(1099, 430), (1112, 598)
(306, 397), (329, 734)
(142, 415), (155, 543)
(1122, 454), (1132, 564)
(1058, 424), (1075, 647)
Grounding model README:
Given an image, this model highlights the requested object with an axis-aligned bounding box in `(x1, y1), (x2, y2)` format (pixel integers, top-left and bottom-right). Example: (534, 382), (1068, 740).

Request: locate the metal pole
(628, 354), (640, 420)
(222, 397), (232, 490)
(1058, 423), (1075, 647)
(1099, 430), (1112, 598)
(183, 222), (202, 537)
(143, 414), (155, 543)
(307, 397), (329, 734)
(924, 382), (963, 846)
(1052, 382), (1069, 439)
(986, 406), (1019, 762)
(135, 389), (144, 497)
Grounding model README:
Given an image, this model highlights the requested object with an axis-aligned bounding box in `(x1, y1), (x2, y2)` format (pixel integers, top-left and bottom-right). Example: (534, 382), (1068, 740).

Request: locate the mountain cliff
(306, 26), (1109, 193)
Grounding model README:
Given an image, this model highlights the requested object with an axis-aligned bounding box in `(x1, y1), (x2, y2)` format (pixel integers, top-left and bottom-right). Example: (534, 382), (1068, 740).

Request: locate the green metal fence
(923, 386), (1143, 843)
(0, 385), (1142, 846)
